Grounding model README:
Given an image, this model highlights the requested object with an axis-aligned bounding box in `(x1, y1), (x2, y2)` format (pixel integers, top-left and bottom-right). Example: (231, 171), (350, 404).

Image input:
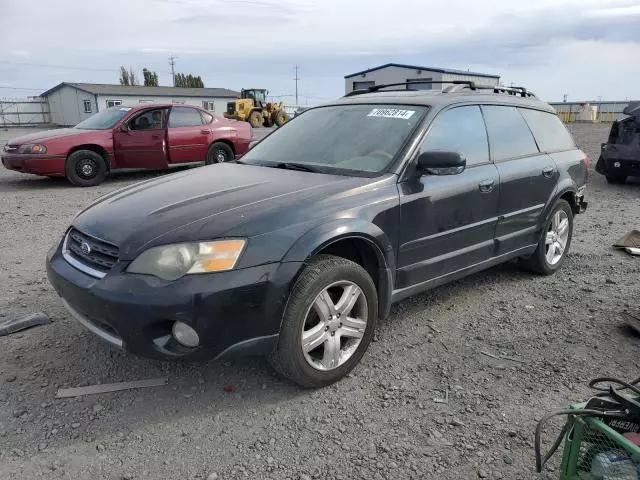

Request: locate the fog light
(614, 161), (621, 168)
(172, 321), (200, 347)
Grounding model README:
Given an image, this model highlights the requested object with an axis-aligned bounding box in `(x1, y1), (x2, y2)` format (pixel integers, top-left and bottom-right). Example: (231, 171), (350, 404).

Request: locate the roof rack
(443, 83), (537, 98)
(344, 80), (476, 97)
(344, 80), (537, 99)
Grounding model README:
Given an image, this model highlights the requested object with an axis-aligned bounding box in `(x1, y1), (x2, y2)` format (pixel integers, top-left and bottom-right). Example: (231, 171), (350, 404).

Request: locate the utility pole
(563, 93), (568, 103)
(169, 55), (177, 87)
(294, 65), (300, 105)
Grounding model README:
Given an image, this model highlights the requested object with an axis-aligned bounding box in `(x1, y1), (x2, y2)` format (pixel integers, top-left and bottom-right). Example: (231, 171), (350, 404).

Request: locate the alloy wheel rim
(545, 210), (569, 266)
(215, 150), (226, 162)
(301, 281), (368, 371)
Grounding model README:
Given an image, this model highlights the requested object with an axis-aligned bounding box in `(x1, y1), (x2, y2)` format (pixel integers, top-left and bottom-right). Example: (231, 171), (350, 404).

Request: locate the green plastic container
(560, 401), (640, 479)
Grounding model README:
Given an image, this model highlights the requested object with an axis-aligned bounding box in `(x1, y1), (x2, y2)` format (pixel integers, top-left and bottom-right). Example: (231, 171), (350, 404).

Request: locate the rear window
(481, 105), (539, 161)
(519, 108), (576, 152)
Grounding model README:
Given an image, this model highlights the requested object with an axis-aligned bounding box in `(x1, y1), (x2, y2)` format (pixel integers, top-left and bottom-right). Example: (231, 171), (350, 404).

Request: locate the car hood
(73, 164), (370, 259)
(7, 128), (84, 145)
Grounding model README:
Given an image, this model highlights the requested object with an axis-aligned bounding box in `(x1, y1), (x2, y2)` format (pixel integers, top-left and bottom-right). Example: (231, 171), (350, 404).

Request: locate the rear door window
(168, 107), (204, 128)
(481, 105), (539, 161)
(519, 108), (576, 152)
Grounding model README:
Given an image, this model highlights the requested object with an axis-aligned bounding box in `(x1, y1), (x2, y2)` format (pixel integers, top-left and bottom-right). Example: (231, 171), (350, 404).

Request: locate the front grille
(64, 228), (119, 277)
(4, 144), (18, 153)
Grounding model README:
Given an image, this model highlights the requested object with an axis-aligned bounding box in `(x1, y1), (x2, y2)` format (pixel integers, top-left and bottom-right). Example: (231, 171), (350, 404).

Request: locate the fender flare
(282, 219), (396, 319)
(541, 184), (578, 225)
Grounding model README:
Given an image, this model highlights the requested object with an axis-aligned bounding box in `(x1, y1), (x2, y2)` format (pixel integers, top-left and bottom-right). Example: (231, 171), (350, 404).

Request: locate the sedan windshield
(75, 107), (132, 130)
(242, 104), (427, 175)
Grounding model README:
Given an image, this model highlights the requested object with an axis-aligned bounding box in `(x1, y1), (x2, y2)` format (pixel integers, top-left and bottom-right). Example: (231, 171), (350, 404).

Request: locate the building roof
(40, 82), (240, 98)
(344, 63), (500, 80)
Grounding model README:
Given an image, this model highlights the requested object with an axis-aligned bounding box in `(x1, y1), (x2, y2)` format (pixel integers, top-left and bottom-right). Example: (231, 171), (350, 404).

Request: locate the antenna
(294, 65), (300, 105)
(169, 55), (177, 87)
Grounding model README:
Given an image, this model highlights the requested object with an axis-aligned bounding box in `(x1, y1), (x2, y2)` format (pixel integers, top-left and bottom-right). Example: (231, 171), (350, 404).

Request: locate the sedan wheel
(301, 281), (368, 371)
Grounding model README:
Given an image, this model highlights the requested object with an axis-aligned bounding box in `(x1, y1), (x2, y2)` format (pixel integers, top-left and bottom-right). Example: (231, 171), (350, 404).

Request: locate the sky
(1, 0), (639, 104)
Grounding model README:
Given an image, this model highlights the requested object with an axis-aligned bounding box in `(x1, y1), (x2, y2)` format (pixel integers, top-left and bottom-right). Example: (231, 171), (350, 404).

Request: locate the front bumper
(1, 153), (66, 176)
(46, 240), (301, 361)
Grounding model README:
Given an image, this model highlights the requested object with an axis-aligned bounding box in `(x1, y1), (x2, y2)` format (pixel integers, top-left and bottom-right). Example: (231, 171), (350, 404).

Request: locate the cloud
(0, 0), (638, 101)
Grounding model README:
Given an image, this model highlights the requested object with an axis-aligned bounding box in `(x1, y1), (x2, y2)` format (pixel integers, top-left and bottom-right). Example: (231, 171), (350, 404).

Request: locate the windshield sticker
(119, 107), (132, 111)
(367, 108), (416, 119)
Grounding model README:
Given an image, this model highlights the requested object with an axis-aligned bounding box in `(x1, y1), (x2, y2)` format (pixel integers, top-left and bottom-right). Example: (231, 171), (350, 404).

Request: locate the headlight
(127, 239), (246, 281)
(18, 144), (47, 154)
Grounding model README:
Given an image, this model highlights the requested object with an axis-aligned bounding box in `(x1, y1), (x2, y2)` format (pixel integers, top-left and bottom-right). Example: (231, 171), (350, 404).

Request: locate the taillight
(581, 151), (591, 168)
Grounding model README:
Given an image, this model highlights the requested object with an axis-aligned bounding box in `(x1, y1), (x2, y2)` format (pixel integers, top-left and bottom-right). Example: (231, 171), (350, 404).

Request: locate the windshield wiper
(271, 162), (320, 173)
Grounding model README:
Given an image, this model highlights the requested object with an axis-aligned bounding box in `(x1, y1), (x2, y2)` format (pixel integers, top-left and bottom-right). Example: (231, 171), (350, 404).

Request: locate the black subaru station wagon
(47, 82), (588, 387)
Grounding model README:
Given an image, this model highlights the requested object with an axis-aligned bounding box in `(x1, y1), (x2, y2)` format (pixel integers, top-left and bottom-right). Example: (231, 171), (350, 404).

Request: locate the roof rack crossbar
(443, 83), (537, 98)
(344, 80), (476, 97)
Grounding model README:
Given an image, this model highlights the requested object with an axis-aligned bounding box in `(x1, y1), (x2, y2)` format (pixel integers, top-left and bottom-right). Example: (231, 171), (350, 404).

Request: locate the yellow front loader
(223, 89), (288, 128)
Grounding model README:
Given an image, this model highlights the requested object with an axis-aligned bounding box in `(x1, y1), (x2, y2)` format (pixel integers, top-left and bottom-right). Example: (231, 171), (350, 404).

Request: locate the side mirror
(120, 123), (130, 132)
(417, 150), (466, 175)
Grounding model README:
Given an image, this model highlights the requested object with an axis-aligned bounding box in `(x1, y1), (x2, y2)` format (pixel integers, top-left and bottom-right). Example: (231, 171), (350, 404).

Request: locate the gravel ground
(1, 123), (639, 480)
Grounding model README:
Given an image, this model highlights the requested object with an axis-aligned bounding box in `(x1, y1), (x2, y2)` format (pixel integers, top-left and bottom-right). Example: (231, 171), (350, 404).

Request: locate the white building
(40, 83), (240, 126)
(344, 63), (500, 94)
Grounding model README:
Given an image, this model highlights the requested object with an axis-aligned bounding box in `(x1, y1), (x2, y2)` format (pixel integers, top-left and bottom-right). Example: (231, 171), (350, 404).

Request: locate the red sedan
(1, 104), (253, 186)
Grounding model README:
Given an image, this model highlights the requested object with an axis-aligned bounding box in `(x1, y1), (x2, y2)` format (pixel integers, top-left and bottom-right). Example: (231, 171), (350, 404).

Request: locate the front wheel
(205, 142), (234, 164)
(269, 255), (378, 388)
(521, 199), (573, 275)
(65, 150), (107, 187)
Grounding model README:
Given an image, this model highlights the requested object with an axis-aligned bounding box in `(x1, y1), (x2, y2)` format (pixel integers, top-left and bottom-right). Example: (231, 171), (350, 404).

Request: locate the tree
(118, 66), (138, 86)
(173, 72), (205, 88)
(142, 68), (159, 87)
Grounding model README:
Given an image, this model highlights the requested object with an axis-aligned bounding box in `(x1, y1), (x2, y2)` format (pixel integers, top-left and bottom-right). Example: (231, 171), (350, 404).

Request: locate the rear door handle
(478, 179), (495, 193)
(151, 134), (161, 140)
(542, 166), (555, 178)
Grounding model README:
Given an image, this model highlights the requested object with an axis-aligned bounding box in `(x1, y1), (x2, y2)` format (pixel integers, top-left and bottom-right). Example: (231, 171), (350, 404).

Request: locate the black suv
(596, 101), (640, 184)
(47, 82), (588, 388)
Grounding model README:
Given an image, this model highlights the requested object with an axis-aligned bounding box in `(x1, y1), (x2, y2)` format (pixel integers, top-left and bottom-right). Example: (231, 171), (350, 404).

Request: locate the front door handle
(478, 179), (495, 193)
(542, 166), (555, 178)
(200, 129), (211, 134)
(151, 134), (161, 140)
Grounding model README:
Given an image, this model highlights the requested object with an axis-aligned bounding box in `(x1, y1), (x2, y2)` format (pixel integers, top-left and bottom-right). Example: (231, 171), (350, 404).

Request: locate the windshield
(75, 107), (132, 130)
(242, 104), (426, 175)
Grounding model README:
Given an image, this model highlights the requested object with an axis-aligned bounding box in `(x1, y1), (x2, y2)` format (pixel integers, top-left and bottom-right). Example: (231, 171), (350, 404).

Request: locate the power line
(0, 59), (118, 72)
(0, 86), (46, 91)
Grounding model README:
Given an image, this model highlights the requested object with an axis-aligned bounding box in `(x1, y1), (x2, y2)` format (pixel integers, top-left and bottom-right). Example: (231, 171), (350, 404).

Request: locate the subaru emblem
(80, 241), (92, 255)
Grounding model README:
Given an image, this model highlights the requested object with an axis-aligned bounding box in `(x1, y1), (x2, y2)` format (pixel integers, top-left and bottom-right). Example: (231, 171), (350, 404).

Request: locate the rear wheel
(269, 255), (377, 388)
(65, 150), (107, 187)
(248, 111), (263, 128)
(606, 173), (627, 184)
(520, 199), (573, 275)
(205, 142), (234, 164)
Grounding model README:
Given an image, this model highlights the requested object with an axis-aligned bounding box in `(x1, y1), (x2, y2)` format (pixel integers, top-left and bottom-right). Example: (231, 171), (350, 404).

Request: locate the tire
(268, 255), (378, 388)
(262, 115), (273, 128)
(248, 111), (263, 128)
(606, 173), (627, 184)
(205, 142), (234, 165)
(274, 110), (288, 127)
(521, 199), (573, 275)
(65, 150), (107, 187)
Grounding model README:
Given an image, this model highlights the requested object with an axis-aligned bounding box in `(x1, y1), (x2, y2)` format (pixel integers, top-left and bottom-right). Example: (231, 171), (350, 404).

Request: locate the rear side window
(519, 108), (576, 152)
(420, 106), (489, 166)
(169, 107), (203, 127)
(481, 105), (539, 161)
